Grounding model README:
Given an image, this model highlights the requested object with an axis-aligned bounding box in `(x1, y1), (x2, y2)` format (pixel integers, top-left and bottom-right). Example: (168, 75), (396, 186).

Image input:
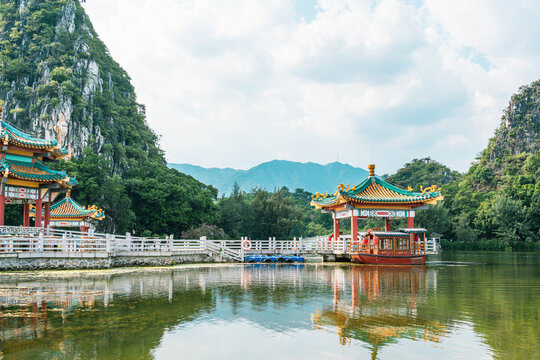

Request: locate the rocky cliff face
(484, 80), (540, 168)
(0, 0), (161, 172)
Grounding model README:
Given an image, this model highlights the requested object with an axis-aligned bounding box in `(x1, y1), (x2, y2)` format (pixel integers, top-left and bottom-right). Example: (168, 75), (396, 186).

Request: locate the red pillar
(80, 225), (86, 234)
(407, 216), (415, 251)
(0, 195), (4, 226)
(23, 204), (30, 227)
(44, 201), (51, 229)
(333, 214), (340, 241)
(351, 214), (358, 242)
(384, 218), (391, 231)
(35, 198), (42, 227)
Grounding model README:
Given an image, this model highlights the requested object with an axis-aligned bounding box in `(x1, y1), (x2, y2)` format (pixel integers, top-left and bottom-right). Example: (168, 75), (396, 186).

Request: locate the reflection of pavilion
(312, 266), (445, 359)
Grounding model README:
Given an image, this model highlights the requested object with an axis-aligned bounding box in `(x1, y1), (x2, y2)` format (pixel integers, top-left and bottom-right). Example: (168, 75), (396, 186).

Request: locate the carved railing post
(38, 231), (44, 252)
(105, 234), (112, 253)
(126, 232), (132, 251)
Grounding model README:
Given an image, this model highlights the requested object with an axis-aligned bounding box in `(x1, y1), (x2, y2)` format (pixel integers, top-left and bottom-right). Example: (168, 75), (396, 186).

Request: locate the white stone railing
(0, 226), (440, 259)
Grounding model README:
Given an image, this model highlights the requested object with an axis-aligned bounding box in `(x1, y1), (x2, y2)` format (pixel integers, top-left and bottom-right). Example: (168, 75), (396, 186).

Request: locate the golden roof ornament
(368, 164), (375, 177)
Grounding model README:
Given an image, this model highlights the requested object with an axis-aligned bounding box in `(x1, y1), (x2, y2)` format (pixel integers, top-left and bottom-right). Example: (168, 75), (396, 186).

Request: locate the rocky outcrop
(485, 80), (540, 167)
(0, 0), (158, 172)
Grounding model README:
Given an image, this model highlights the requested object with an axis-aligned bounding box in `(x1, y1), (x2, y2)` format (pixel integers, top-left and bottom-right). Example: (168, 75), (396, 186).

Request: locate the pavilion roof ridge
(310, 163), (443, 209)
(1, 157), (67, 182)
(0, 119), (70, 157)
(30, 195), (105, 220)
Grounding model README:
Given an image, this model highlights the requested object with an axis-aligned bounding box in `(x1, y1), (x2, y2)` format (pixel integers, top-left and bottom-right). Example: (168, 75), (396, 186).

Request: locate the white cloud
(82, 0), (540, 174)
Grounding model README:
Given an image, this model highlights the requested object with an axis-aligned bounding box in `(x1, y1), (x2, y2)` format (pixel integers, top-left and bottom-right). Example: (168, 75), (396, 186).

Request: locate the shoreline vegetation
(441, 239), (540, 252)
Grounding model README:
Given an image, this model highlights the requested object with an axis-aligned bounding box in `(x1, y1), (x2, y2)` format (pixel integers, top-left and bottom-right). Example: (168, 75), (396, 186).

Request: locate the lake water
(0, 252), (538, 360)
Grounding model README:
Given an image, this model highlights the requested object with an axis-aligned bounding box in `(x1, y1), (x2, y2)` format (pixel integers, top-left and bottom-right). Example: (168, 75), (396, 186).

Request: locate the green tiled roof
(0, 157), (68, 182)
(312, 175), (442, 206)
(30, 196), (105, 220)
(0, 120), (69, 154)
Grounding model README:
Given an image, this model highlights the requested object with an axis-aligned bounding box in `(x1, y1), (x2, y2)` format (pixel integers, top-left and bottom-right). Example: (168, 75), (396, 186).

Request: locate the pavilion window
(397, 238), (409, 250)
(379, 238), (392, 250)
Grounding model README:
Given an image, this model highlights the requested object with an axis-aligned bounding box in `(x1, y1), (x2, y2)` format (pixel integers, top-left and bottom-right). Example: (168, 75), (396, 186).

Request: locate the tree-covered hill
(0, 0), (217, 235)
(385, 157), (461, 191)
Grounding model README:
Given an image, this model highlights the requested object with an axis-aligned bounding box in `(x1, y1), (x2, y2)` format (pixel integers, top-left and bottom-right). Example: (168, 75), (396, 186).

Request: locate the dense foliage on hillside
(426, 81), (540, 250)
(385, 158), (461, 191)
(57, 149), (218, 236)
(0, 0), (218, 235)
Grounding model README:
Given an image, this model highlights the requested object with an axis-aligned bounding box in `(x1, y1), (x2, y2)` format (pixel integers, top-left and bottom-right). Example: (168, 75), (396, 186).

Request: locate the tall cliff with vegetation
(0, 0), (218, 235)
(442, 80), (540, 249)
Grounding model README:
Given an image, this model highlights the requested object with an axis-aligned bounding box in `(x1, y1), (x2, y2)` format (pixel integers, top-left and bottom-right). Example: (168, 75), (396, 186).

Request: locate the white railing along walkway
(0, 226), (440, 261)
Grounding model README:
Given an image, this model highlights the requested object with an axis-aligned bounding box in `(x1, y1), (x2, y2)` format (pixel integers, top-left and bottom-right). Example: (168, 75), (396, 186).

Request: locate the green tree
(454, 212), (477, 242)
(218, 182), (249, 239)
(491, 194), (531, 245)
(415, 202), (451, 235)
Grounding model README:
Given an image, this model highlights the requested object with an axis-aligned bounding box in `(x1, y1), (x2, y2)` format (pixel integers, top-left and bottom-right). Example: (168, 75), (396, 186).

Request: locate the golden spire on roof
(368, 164), (375, 177)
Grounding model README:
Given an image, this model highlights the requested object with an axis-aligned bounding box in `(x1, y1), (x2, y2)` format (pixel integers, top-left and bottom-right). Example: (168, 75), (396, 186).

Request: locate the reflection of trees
(312, 266), (446, 359)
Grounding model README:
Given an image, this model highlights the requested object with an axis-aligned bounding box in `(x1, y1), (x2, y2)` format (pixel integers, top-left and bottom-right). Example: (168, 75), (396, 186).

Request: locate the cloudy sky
(82, 0), (540, 174)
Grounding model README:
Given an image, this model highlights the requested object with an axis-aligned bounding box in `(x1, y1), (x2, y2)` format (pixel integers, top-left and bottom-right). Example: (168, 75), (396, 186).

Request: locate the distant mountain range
(169, 160), (369, 196)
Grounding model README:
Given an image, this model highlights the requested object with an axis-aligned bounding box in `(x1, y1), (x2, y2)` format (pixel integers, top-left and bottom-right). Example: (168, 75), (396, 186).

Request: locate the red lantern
(373, 237), (379, 245)
(362, 238), (368, 245)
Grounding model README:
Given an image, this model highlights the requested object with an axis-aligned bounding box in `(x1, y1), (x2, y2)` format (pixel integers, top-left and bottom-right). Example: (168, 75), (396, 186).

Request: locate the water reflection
(311, 266), (445, 359)
(0, 254), (538, 360)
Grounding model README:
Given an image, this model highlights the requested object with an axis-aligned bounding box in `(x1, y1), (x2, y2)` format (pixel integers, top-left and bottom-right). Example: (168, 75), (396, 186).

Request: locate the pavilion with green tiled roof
(30, 192), (104, 232)
(0, 106), (76, 228)
(0, 120), (70, 158)
(310, 164), (444, 244)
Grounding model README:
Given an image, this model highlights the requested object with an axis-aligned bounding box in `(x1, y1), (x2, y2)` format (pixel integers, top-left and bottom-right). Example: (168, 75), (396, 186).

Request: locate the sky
(81, 0), (540, 174)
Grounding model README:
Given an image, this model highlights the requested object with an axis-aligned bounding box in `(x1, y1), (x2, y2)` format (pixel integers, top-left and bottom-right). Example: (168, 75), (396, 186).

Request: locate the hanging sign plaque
(5, 186), (39, 200)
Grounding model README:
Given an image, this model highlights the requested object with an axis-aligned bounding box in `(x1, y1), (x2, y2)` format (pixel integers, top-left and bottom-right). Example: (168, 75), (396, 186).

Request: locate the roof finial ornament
(66, 189), (71, 198)
(368, 164), (375, 177)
